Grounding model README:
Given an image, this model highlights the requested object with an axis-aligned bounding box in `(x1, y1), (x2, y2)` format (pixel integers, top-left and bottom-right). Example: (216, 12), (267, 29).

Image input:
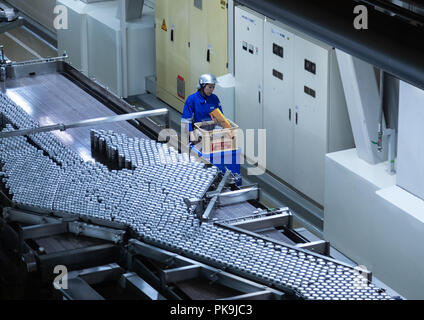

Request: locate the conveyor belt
(214, 202), (258, 221)
(0, 96), (396, 300)
(4, 72), (149, 162)
(35, 234), (104, 255)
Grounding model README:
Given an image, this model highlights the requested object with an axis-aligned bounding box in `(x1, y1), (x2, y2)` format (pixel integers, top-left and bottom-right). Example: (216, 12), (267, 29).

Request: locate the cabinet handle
(296, 112), (298, 125)
(171, 29), (174, 42)
(207, 49), (210, 62)
(289, 109), (291, 121)
(258, 91), (261, 104)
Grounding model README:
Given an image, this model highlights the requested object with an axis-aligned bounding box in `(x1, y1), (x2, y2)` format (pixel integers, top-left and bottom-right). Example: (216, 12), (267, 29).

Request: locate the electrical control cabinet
(190, 0), (228, 92)
(234, 6), (264, 134)
(263, 20), (295, 186)
(291, 33), (331, 204)
(156, 0), (190, 113)
(156, 0), (228, 113)
(235, 5), (353, 205)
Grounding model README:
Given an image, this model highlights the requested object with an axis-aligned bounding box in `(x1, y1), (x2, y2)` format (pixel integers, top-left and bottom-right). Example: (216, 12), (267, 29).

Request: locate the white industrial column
(120, 0), (129, 98)
(227, 0), (235, 75)
(397, 81), (424, 200)
(335, 49), (387, 164)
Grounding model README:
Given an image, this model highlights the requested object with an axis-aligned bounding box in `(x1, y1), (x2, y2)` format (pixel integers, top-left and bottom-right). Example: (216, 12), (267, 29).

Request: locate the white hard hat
(197, 74), (218, 89)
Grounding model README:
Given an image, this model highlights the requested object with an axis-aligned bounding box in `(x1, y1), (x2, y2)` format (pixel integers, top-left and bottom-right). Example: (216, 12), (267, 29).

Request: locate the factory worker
(181, 73), (223, 143)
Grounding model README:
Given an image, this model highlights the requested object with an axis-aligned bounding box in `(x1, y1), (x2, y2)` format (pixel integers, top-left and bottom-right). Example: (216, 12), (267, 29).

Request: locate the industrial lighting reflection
(77, 147), (95, 163)
(7, 91), (34, 115)
(39, 116), (74, 144)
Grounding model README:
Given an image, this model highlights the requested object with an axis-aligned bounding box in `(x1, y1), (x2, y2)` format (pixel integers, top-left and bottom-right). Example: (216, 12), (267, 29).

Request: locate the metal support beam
(120, 272), (166, 300)
(131, 258), (183, 300)
(128, 239), (180, 265)
(201, 170), (232, 223)
(68, 221), (126, 244)
(218, 208), (292, 229)
(184, 170), (233, 224)
(39, 244), (121, 279)
(206, 185), (260, 206)
(21, 221), (67, 240)
(2, 207), (64, 225)
(59, 264), (125, 300)
(67, 263), (125, 285)
(2, 208), (126, 244)
(229, 212), (292, 231)
(297, 240), (330, 256)
(60, 277), (105, 300)
(161, 265), (201, 284)
(6, 55), (68, 67)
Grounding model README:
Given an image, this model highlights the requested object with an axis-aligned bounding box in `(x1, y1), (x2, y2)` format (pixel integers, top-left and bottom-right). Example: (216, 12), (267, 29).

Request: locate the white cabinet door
(293, 36), (329, 205)
(263, 21), (295, 184)
(235, 7), (264, 133)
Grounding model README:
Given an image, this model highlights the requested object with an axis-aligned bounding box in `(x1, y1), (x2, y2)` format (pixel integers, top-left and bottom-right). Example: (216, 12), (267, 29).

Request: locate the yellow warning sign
(161, 19), (167, 31)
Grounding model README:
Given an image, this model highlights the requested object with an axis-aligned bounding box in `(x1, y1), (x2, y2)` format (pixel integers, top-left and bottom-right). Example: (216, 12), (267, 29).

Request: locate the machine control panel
(304, 59), (316, 74)
(242, 41), (256, 55)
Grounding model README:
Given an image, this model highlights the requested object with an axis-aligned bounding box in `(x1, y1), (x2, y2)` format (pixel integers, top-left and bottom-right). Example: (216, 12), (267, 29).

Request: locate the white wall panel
(397, 81), (424, 200)
(57, 0), (90, 75)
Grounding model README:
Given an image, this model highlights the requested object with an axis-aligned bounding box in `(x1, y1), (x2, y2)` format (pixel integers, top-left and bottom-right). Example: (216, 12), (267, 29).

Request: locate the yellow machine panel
(190, 0), (228, 92)
(156, 0), (228, 113)
(189, 0), (207, 93)
(156, 0), (190, 113)
(205, 0), (228, 79)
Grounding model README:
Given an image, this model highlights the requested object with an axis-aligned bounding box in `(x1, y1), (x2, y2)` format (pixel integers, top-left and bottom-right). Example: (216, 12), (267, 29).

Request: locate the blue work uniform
(182, 91), (223, 132)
